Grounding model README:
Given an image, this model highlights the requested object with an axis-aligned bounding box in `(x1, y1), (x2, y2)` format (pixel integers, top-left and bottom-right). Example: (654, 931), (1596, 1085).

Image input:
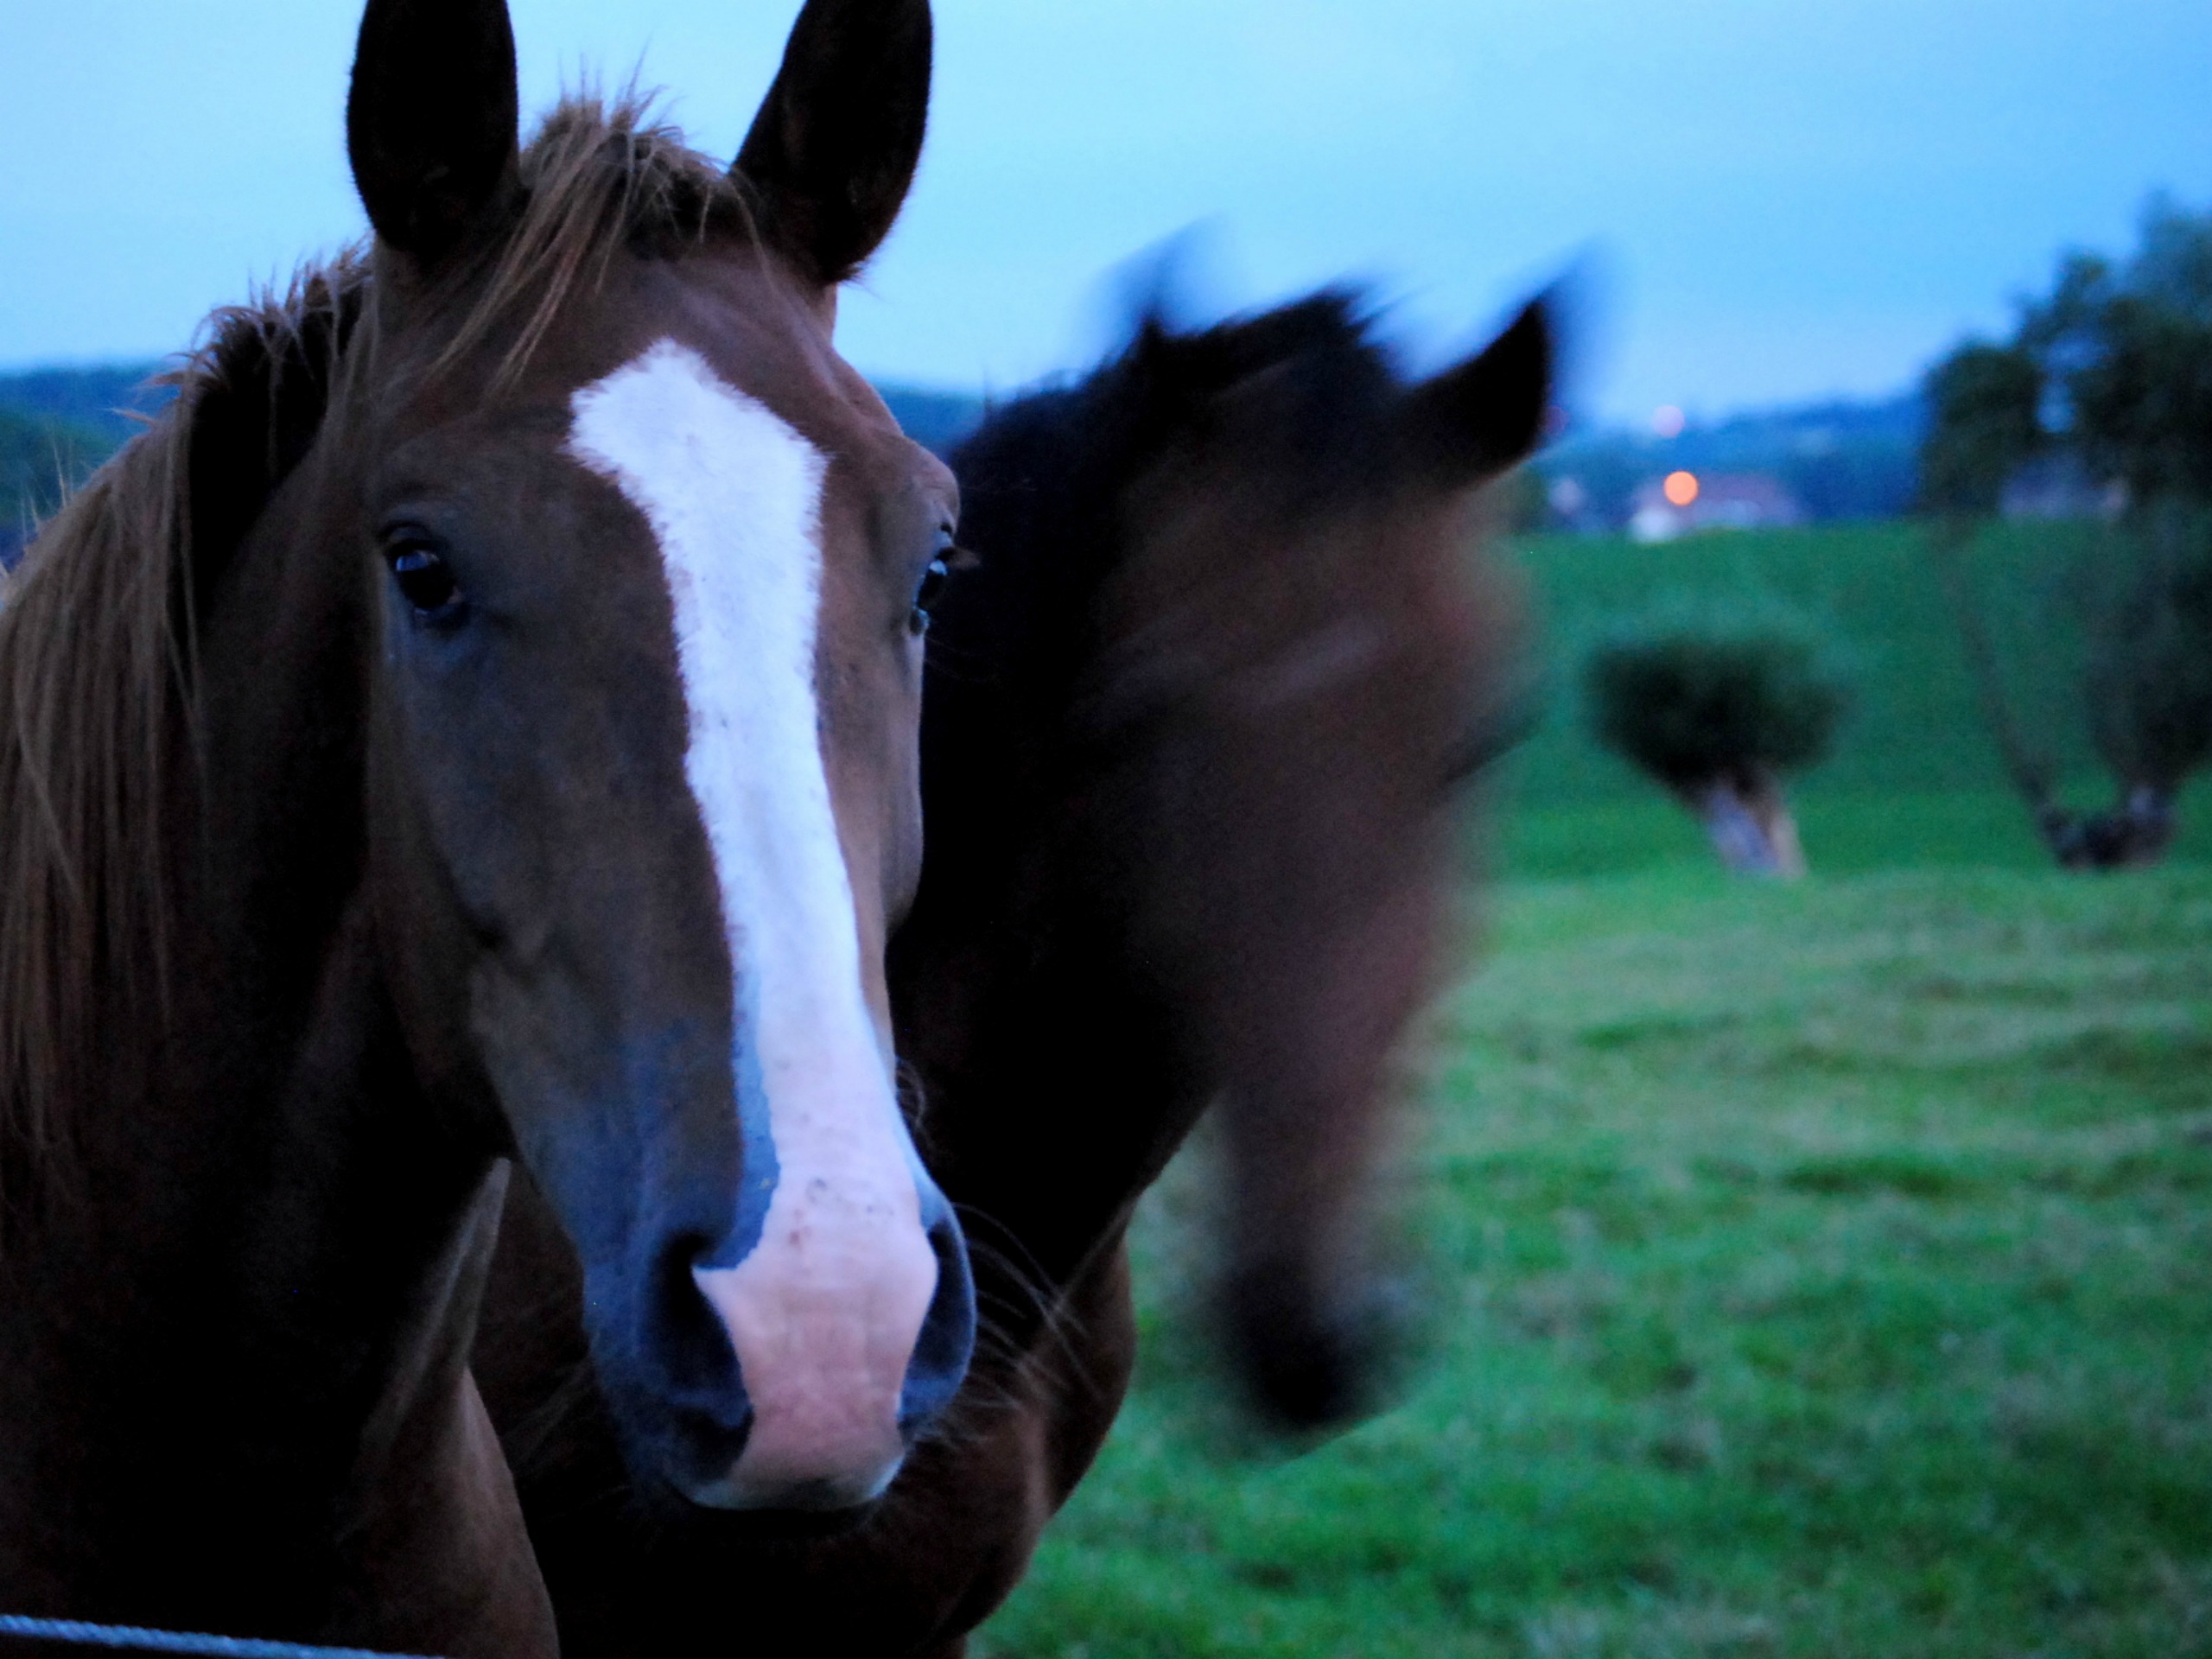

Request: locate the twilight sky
(3, 0), (2207, 422)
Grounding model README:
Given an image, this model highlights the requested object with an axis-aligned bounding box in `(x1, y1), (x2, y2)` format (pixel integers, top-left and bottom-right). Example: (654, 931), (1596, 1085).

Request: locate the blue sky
(3, 0), (2207, 422)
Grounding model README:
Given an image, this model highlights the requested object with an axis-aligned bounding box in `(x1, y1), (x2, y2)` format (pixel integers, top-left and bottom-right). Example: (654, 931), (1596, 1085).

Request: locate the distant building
(1628, 496), (1681, 543)
(1628, 472), (1807, 543)
(1694, 474), (1808, 530)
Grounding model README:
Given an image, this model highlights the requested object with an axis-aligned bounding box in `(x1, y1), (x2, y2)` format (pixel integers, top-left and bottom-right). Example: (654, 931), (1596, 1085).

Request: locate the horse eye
(907, 546), (953, 637)
(384, 538), (467, 626)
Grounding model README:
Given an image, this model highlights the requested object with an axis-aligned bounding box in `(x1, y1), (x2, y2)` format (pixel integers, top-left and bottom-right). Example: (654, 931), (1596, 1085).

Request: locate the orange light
(1663, 470), (1700, 508)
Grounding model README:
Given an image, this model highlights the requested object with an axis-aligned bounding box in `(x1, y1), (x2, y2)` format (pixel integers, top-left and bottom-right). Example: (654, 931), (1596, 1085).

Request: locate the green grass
(976, 861), (2212, 1657)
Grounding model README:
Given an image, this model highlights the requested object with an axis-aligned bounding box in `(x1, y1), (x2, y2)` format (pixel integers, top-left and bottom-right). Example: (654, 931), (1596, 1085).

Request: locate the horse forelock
(0, 91), (753, 1208)
(430, 86), (756, 392)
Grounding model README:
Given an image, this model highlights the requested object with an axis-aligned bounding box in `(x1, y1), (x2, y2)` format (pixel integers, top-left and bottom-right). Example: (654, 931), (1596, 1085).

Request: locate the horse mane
(0, 91), (747, 1198)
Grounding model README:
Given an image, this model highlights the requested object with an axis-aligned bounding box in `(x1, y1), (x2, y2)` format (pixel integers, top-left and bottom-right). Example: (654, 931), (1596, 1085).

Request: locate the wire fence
(0, 1616), (437, 1659)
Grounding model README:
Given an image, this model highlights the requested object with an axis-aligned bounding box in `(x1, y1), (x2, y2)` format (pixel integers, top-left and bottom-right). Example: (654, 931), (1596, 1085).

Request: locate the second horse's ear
(346, 0), (521, 271)
(1399, 296), (1555, 489)
(735, 0), (933, 289)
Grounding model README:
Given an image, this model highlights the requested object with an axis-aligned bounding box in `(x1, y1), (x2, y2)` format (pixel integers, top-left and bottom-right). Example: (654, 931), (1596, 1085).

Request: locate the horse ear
(1399, 296), (1554, 488)
(346, 0), (520, 269)
(734, 0), (933, 289)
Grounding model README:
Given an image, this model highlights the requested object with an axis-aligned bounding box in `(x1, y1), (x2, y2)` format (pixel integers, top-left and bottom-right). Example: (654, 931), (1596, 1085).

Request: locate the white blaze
(566, 340), (938, 1510)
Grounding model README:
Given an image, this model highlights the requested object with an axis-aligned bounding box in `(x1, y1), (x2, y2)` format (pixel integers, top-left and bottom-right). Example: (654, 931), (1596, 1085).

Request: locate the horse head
(938, 293), (1549, 1428)
(346, 0), (973, 1515)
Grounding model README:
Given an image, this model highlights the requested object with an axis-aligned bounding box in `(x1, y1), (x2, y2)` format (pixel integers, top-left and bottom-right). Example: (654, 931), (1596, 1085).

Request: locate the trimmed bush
(1582, 605), (1852, 874)
(1585, 610), (1849, 789)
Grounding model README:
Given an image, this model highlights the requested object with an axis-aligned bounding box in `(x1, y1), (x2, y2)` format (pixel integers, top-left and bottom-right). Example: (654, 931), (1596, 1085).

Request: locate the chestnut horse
(0, 0), (967, 1650)
(474, 291), (1550, 1655)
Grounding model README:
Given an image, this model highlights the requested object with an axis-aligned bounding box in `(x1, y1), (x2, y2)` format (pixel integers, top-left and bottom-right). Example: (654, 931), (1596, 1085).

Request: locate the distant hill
(1, 406), (115, 569)
(5, 364), (1925, 557)
(0, 362), (170, 446)
(1540, 392), (1924, 529)
(0, 364), (171, 566)
(876, 385), (987, 457)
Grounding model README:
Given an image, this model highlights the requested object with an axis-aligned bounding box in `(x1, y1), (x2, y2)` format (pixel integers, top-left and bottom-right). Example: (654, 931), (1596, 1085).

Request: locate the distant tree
(2083, 502), (2212, 799)
(0, 408), (112, 572)
(1583, 606), (1851, 876)
(1921, 344), (2045, 516)
(1920, 196), (2212, 868)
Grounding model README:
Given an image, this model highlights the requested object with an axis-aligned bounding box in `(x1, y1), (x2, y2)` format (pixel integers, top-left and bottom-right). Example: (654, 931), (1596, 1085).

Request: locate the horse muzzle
(656, 1166), (976, 1514)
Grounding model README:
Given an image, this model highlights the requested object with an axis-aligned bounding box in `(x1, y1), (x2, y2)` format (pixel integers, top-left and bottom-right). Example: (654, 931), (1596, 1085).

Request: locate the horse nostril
(898, 1198), (976, 1432)
(650, 1230), (750, 1420)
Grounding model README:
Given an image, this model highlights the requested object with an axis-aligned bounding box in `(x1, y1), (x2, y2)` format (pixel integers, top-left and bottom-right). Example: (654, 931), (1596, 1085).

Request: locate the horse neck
(0, 441), (517, 1635)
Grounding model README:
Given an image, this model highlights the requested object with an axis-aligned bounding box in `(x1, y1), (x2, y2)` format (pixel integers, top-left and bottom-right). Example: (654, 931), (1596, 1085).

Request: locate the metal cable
(0, 1615), (438, 1659)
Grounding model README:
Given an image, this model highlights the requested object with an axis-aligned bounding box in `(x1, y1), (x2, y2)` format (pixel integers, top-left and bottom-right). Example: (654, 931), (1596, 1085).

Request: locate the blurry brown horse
(0, 0), (964, 1649)
(476, 289), (1550, 1655)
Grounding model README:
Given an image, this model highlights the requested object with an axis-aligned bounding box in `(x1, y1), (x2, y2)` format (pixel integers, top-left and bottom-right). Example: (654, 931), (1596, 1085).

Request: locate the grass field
(976, 524), (2212, 1656)
(977, 861), (2212, 1657)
